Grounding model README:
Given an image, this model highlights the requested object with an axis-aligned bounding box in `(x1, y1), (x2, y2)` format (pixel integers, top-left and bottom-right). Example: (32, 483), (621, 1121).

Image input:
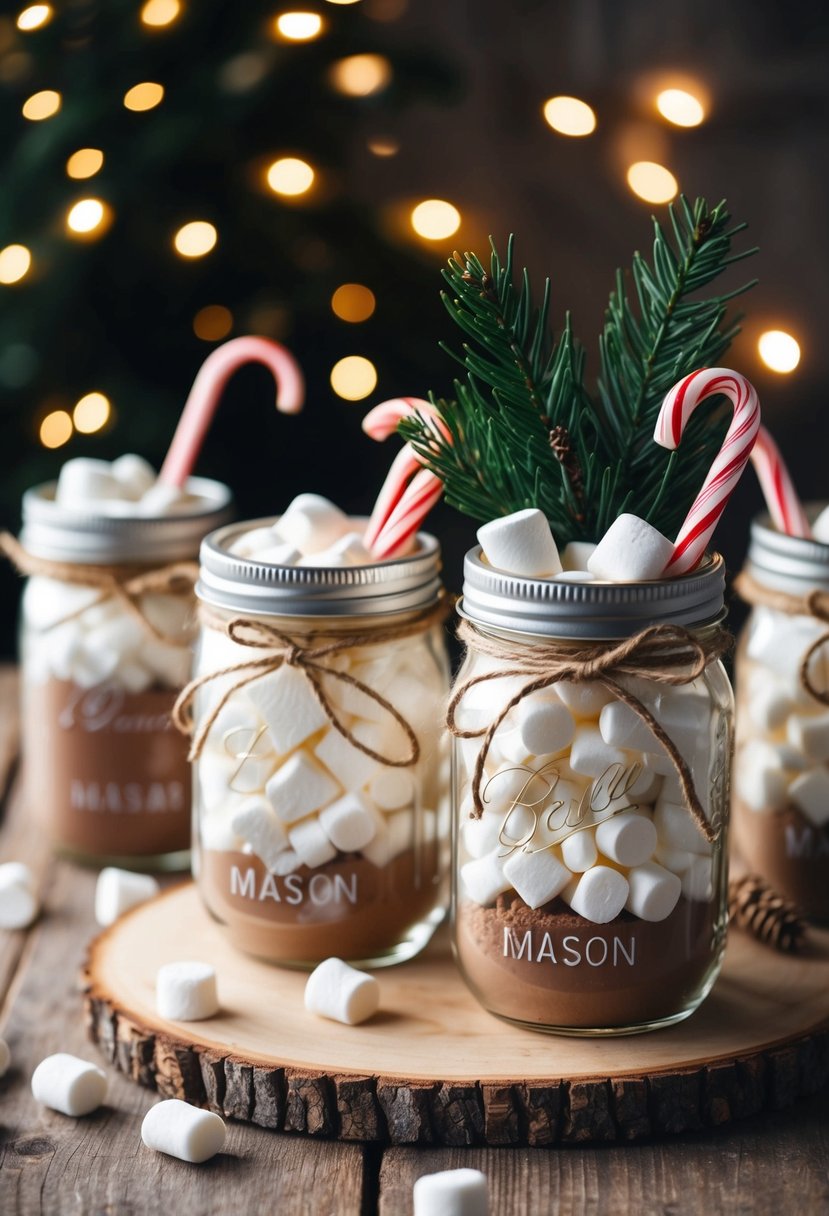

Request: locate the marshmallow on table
(320, 793), (378, 852)
(142, 1099), (226, 1164)
(94, 867), (159, 927)
(0, 1037), (9, 1077)
(477, 509), (562, 578)
(111, 454), (156, 499)
(304, 957), (380, 1025)
(595, 810), (657, 866)
(288, 817), (338, 868)
(562, 541), (597, 572)
(461, 852), (511, 905)
(561, 829), (598, 872)
(231, 800), (289, 871)
(787, 711), (829, 762)
(278, 493), (350, 555)
(587, 514), (674, 581)
(626, 861), (682, 921)
(156, 961), (219, 1021)
(789, 767), (829, 827)
(0, 861), (38, 930)
(266, 752), (339, 824)
(413, 1168), (489, 1216)
(568, 866), (629, 923)
(31, 1053), (107, 1116)
(245, 664), (329, 755)
(735, 741), (789, 813)
(503, 846), (571, 909)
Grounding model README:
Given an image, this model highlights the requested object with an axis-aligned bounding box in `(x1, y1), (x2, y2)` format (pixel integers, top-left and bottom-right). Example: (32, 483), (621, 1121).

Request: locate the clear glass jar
(733, 514), (829, 921)
(16, 477), (232, 869)
(451, 549), (733, 1035)
(192, 520), (450, 968)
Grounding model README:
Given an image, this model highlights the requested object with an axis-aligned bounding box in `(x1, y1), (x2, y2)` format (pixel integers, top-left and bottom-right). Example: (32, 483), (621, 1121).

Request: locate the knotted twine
(0, 531), (198, 646)
(734, 569), (829, 706)
(172, 595), (451, 768)
(447, 617), (733, 845)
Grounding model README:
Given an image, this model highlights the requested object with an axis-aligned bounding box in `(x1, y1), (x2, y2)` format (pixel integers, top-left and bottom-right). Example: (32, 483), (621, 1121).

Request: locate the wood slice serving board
(83, 883), (829, 1146)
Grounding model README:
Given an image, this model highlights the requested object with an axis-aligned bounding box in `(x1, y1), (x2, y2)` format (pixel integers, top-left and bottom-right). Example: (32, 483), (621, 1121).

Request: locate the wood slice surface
(83, 882), (829, 1146)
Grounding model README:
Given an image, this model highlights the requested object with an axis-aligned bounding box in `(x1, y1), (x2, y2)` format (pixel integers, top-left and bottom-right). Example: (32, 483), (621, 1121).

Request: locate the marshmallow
(588, 514), (674, 582)
(477, 508), (562, 578)
(503, 846), (571, 909)
(230, 525), (284, 557)
(253, 542), (302, 566)
(553, 570), (594, 582)
(368, 768), (415, 811)
(31, 1053), (107, 1116)
(682, 855), (713, 901)
(156, 961), (219, 1021)
(735, 740), (789, 813)
(625, 861), (682, 921)
(812, 504), (829, 543)
(246, 664), (329, 755)
(361, 808), (417, 866)
(413, 1168), (489, 1216)
(654, 842), (694, 873)
(141, 638), (191, 687)
(748, 682), (793, 732)
(304, 957), (380, 1025)
(0, 1037), (9, 1077)
(270, 848), (301, 875)
(569, 727), (627, 778)
(55, 458), (124, 506)
(561, 829), (598, 872)
(461, 811), (510, 860)
(320, 793), (378, 852)
(513, 698), (575, 757)
(654, 796), (711, 854)
(118, 660), (153, 694)
(141, 1099), (226, 1164)
(460, 851), (511, 905)
(789, 767), (829, 827)
(137, 482), (189, 515)
(278, 494), (350, 555)
(314, 727), (379, 792)
(94, 867), (159, 927)
(561, 541), (597, 572)
(22, 577), (99, 632)
(0, 862), (38, 930)
(787, 711), (829, 762)
(94, 613), (145, 655)
(554, 680), (613, 720)
(266, 752), (339, 824)
(111, 454), (157, 499)
(492, 726), (533, 765)
(288, 817), (338, 868)
(330, 531), (373, 565)
(199, 813), (243, 853)
(595, 810), (657, 866)
(567, 865), (629, 924)
(231, 801), (290, 871)
(746, 610), (827, 686)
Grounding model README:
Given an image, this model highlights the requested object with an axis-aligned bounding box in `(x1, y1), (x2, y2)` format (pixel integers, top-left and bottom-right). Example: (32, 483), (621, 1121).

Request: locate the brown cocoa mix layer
(455, 892), (720, 1030)
(200, 845), (445, 964)
(732, 798), (829, 921)
(24, 677), (190, 862)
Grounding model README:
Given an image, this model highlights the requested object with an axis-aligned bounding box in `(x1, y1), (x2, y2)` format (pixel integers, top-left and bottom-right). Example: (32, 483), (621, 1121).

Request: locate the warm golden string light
(655, 87), (706, 128)
(329, 54), (391, 96)
(410, 199), (461, 240)
(123, 82), (165, 111)
(140, 0), (181, 27)
(331, 283), (375, 322)
(330, 355), (377, 400)
(758, 330), (801, 374)
(39, 410), (72, 449)
(66, 198), (111, 237)
(367, 136), (399, 157)
(626, 161), (678, 203)
(22, 89), (61, 121)
(73, 392), (111, 434)
(274, 11), (324, 41)
(542, 95), (596, 136)
(193, 304), (233, 340)
(0, 244), (32, 285)
(66, 148), (105, 180)
(266, 157), (315, 196)
(173, 221), (218, 257)
(16, 4), (52, 31)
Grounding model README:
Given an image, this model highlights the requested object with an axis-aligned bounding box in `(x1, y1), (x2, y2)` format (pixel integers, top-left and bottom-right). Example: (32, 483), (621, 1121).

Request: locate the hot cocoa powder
(732, 798), (829, 921)
(455, 891), (721, 1031)
(199, 844), (446, 965)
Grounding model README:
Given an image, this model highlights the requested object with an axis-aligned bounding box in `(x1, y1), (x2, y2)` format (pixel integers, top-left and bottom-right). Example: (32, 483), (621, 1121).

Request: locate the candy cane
(750, 425), (811, 539)
(654, 367), (761, 575)
(362, 397), (447, 557)
(159, 336), (304, 487)
(369, 469), (445, 560)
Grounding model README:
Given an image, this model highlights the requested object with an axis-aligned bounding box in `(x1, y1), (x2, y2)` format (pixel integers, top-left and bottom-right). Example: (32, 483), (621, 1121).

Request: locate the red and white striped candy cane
(750, 425), (811, 539)
(362, 397), (447, 557)
(369, 469), (445, 560)
(654, 367), (761, 575)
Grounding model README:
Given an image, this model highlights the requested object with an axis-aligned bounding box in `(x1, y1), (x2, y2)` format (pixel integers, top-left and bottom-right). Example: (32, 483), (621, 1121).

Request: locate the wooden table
(1, 668), (828, 1215)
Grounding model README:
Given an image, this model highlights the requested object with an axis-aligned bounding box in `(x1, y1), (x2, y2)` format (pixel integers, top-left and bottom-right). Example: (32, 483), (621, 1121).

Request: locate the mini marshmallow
(330, 531), (372, 565)
(31, 1053), (107, 1117)
(246, 663), (329, 755)
(141, 1099), (226, 1164)
(567, 865), (629, 924)
(588, 514), (674, 582)
(253, 542), (302, 566)
(553, 569), (594, 582)
(270, 848), (302, 876)
(278, 493), (350, 555)
(569, 727), (627, 778)
(141, 638), (191, 687)
(554, 680), (613, 720)
(0, 862), (38, 930)
(304, 957), (380, 1025)
(654, 796), (711, 854)
(361, 808), (419, 866)
(368, 768), (415, 811)
(199, 814), (242, 853)
(314, 727), (379, 792)
(288, 817), (338, 868)
(320, 793), (378, 852)
(654, 842), (694, 873)
(55, 458), (124, 506)
(514, 698), (575, 757)
(111, 453), (156, 499)
(0, 1037), (9, 1077)
(682, 855), (713, 901)
(118, 660), (153, 694)
(561, 541), (597, 572)
(734, 740), (789, 813)
(789, 767), (829, 827)
(748, 682), (793, 732)
(503, 846), (571, 909)
(266, 751), (339, 824)
(561, 829), (598, 872)
(156, 961), (219, 1021)
(477, 508), (562, 578)
(231, 800), (290, 871)
(492, 726), (532, 765)
(413, 1168), (489, 1216)
(137, 481), (189, 515)
(230, 525), (283, 557)
(94, 867), (159, 927)
(787, 711), (829, 762)
(812, 504), (829, 543)
(595, 810), (657, 866)
(461, 811), (509, 860)
(461, 851), (511, 905)
(626, 861), (682, 921)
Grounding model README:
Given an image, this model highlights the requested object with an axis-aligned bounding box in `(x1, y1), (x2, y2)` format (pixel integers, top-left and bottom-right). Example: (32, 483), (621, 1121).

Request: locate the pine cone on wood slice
(728, 874), (807, 954)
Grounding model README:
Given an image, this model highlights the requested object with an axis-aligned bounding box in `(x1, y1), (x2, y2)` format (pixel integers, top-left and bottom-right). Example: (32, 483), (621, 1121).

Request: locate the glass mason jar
(192, 520), (450, 968)
(733, 513), (829, 921)
(451, 548), (733, 1036)
(16, 478), (232, 869)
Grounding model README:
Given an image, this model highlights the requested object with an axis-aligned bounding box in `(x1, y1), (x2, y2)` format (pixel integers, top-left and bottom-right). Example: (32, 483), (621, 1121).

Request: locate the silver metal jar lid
(746, 506), (829, 594)
(460, 546), (726, 640)
(197, 518), (443, 618)
(20, 478), (233, 565)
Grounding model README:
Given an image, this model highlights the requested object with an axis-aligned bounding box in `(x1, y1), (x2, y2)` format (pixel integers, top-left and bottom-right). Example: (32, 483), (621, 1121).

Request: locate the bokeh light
(22, 89), (61, 120)
(193, 304), (233, 340)
(758, 330), (801, 374)
(330, 355), (377, 400)
(16, 5), (52, 31)
(542, 95), (596, 137)
(626, 161), (678, 203)
(66, 148), (105, 180)
(173, 221), (218, 257)
(39, 410), (72, 449)
(123, 82), (165, 111)
(66, 198), (111, 237)
(367, 136), (399, 157)
(331, 283), (376, 322)
(329, 53), (391, 96)
(410, 199), (461, 240)
(73, 391), (111, 434)
(275, 11), (324, 40)
(0, 244), (32, 285)
(140, 0), (181, 26)
(656, 87), (706, 127)
(266, 156), (315, 196)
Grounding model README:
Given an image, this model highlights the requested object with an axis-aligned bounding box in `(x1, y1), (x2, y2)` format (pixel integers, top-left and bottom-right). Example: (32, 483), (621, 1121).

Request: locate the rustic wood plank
(0, 666), (20, 807)
(0, 859), (368, 1216)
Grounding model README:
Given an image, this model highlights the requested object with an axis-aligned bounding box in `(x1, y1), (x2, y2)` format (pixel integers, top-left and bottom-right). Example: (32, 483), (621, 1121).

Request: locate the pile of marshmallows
(459, 508), (714, 927)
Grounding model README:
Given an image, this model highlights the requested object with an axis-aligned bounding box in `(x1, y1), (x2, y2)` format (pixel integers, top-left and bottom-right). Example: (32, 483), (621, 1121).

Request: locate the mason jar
(191, 520), (450, 967)
(733, 513), (829, 920)
(451, 548), (733, 1036)
(14, 477), (231, 869)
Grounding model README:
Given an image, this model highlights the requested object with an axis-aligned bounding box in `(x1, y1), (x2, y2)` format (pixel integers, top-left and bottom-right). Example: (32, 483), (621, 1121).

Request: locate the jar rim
(746, 506), (829, 594)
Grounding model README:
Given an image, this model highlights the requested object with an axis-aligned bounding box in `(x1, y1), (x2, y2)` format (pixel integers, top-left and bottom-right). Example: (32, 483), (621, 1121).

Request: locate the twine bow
(734, 570), (829, 706)
(448, 617), (732, 844)
(172, 597), (450, 766)
(0, 530), (198, 645)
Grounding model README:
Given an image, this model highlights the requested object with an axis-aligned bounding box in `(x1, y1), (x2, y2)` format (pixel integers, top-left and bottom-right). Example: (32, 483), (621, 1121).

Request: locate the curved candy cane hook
(362, 397), (447, 557)
(750, 425), (811, 539)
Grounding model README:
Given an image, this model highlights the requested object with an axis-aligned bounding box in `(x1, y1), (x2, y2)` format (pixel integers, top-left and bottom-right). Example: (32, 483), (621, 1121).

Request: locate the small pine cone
(728, 874), (806, 954)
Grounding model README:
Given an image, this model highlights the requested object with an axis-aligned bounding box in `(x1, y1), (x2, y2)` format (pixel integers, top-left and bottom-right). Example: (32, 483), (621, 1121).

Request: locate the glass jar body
(733, 606), (829, 920)
(193, 608), (450, 967)
(451, 636), (733, 1035)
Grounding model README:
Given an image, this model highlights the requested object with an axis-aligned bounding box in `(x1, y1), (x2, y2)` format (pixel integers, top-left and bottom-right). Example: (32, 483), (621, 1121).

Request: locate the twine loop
(734, 570), (829, 706)
(447, 617), (732, 844)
